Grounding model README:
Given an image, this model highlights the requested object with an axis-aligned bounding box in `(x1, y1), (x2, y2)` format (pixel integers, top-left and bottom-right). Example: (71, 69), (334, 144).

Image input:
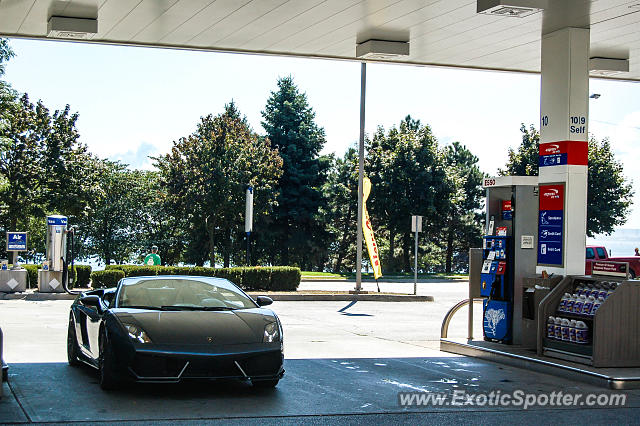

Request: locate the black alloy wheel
(67, 314), (81, 367)
(98, 330), (119, 390)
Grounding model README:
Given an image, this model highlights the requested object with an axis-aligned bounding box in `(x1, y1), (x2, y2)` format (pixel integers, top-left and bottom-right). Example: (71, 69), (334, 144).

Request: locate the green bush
(105, 264), (158, 277)
(74, 265), (92, 288)
(95, 265), (300, 291)
(22, 264), (41, 289)
(270, 267), (301, 291)
(243, 267), (272, 291)
(90, 270), (125, 289)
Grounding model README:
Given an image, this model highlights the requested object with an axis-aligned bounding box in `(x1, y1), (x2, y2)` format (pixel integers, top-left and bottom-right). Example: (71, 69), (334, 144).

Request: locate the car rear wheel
(67, 314), (81, 367)
(99, 331), (119, 390)
(252, 379), (279, 388)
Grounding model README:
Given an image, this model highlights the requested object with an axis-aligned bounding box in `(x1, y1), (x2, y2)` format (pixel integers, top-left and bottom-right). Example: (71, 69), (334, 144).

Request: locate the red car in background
(585, 246), (640, 278)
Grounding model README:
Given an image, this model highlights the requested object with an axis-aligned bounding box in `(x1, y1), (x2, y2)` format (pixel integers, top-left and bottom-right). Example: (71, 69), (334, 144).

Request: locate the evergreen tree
(322, 148), (359, 272)
(261, 76), (329, 269)
(442, 142), (484, 272)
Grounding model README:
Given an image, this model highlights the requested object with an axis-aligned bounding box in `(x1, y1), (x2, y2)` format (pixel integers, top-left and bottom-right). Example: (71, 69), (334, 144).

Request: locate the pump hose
(62, 229), (81, 295)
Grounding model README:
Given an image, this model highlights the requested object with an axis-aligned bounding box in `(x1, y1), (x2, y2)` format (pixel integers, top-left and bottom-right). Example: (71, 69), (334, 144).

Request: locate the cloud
(109, 142), (159, 170)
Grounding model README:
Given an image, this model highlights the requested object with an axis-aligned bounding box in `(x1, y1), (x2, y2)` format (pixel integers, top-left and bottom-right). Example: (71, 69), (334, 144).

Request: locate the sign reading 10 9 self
(6, 232), (28, 252)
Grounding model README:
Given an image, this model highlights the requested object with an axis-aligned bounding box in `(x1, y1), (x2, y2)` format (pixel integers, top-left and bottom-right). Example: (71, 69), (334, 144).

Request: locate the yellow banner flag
(362, 177), (382, 279)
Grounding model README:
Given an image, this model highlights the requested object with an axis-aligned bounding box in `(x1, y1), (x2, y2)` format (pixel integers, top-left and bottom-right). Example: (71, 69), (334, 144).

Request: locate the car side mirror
(256, 296), (273, 307)
(80, 295), (102, 309)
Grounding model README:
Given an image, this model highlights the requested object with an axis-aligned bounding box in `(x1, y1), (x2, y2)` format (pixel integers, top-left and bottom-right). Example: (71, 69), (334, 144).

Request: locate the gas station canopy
(0, 0), (639, 81)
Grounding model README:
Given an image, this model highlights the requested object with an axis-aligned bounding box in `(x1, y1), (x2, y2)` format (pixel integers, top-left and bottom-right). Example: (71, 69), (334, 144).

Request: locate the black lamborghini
(67, 275), (284, 390)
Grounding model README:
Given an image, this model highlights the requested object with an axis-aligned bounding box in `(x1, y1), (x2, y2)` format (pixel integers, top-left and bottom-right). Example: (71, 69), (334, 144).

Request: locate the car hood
(112, 308), (275, 345)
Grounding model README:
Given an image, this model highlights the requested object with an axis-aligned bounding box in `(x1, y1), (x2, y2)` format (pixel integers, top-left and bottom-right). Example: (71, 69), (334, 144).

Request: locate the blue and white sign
(6, 232), (27, 251)
(537, 185), (564, 266)
(539, 153), (567, 167)
(538, 210), (563, 265)
(47, 215), (68, 226)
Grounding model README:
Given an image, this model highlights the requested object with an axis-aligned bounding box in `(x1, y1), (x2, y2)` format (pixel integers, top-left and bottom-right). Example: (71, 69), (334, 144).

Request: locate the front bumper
(115, 344), (284, 383)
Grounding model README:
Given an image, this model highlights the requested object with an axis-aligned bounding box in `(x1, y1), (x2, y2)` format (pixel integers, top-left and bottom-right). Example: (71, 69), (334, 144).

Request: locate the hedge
(103, 265), (300, 291)
(22, 264), (39, 289)
(18, 264), (91, 289)
(74, 265), (92, 288)
(90, 270), (125, 289)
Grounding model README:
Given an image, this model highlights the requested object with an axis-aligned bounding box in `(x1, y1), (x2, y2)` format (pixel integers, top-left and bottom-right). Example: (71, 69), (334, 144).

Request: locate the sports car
(67, 275), (284, 390)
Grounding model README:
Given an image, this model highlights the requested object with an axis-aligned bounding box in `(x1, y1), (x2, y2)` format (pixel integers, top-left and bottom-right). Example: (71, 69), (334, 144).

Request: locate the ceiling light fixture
(589, 57), (629, 76)
(477, 0), (546, 17)
(356, 39), (410, 60)
(47, 16), (97, 39)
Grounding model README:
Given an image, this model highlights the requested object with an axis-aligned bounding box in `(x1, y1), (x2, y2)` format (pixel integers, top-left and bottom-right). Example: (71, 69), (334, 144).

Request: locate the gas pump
(480, 176), (539, 344)
(37, 215), (77, 293)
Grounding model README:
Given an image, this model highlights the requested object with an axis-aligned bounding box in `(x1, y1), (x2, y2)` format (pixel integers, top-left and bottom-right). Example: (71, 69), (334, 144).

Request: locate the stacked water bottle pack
(547, 316), (589, 344)
(556, 281), (619, 317)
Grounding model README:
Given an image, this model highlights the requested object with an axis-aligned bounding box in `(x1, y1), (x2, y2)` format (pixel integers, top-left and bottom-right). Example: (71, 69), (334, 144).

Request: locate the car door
(76, 296), (105, 360)
(585, 247), (596, 274)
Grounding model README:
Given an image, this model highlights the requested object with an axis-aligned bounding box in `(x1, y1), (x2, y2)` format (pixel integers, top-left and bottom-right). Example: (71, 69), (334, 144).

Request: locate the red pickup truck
(585, 246), (640, 278)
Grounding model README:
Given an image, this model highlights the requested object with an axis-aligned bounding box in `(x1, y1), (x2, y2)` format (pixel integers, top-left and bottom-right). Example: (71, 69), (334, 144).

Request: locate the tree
(322, 148), (359, 272)
(441, 142), (484, 273)
(261, 76), (329, 269)
(156, 102), (283, 267)
(367, 116), (452, 272)
(84, 161), (153, 265)
(0, 38), (14, 78)
(500, 125), (634, 236)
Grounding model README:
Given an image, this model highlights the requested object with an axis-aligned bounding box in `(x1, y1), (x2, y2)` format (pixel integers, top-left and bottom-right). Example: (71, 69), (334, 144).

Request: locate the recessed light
(356, 40), (410, 60)
(47, 16), (97, 40)
(477, 0), (546, 18)
(589, 57), (629, 76)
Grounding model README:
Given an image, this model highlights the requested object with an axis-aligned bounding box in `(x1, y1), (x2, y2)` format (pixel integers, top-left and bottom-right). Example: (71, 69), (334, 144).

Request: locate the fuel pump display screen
(538, 184), (564, 266)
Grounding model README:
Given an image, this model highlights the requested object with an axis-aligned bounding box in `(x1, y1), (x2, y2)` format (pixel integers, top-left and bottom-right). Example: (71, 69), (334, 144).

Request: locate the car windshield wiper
(162, 305), (236, 311)
(121, 305), (182, 311)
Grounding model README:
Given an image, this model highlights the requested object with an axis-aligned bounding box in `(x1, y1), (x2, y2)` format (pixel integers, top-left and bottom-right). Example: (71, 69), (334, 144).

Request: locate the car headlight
(263, 322), (280, 343)
(122, 323), (152, 344)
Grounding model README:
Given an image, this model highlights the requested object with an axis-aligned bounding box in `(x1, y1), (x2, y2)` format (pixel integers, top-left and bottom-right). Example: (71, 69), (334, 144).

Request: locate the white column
(537, 27), (589, 276)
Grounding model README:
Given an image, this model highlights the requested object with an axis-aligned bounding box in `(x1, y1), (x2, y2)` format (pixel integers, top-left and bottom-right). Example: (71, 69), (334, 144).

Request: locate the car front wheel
(67, 314), (81, 367)
(98, 331), (119, 390)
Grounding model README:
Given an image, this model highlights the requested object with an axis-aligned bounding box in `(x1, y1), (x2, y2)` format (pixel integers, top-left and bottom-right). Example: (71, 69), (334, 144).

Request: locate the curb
(247, 293), (434, 302)
(1, 292), (434, 302)
(0, 292), (77, 301)
(300, 278), (467, 283)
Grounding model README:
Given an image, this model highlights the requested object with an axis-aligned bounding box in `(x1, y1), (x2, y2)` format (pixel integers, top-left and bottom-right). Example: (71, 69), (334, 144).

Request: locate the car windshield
(116, 277), (256, 310)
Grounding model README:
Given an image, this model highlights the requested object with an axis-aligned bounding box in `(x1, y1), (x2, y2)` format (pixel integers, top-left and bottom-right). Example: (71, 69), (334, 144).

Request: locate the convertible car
(67, 275), (284, 390)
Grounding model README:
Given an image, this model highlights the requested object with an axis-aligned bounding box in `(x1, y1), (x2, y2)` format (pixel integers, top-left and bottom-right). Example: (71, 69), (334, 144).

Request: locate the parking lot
(1, 281), (639, 424)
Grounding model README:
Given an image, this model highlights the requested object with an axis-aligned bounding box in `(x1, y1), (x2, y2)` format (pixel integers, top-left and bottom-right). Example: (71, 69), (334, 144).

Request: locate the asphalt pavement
(0, 280), (638, 424)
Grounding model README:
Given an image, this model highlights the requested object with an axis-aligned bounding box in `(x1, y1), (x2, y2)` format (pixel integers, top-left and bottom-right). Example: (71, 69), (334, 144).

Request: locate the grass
(301, 271), (467, 280)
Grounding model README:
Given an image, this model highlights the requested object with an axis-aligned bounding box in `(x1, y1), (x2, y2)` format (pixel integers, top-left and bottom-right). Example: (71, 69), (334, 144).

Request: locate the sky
(3, 38), (640, 231)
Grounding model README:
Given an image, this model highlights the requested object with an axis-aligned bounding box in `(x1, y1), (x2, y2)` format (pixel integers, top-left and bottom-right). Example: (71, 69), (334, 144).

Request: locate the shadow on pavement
(4, 358), (639, 423)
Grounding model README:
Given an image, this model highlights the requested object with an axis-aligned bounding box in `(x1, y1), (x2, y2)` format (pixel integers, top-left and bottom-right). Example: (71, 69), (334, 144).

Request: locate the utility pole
(356, 62), (366, 293)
